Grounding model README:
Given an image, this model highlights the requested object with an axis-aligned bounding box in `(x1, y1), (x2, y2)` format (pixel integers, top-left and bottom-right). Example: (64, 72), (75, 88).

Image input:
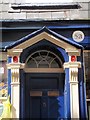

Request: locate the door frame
(20, 70), (65, 118)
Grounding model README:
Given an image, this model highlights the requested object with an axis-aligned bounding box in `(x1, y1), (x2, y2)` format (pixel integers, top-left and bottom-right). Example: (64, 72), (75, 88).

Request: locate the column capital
(65, 49), (81, 56)
(64, 62), (81, 69)
(11, 82), (20, 85)
(7, 63), (25, 69)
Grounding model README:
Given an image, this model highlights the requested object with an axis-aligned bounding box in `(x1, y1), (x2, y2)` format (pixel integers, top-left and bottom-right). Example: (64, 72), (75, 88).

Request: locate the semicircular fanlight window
(26, 50), (63, 68)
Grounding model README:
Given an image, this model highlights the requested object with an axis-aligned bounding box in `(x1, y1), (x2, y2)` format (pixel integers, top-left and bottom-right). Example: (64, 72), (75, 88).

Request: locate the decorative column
(7, 49), (24, 118)
(64, 57), (81, 118)
(11, 63), (20, 118)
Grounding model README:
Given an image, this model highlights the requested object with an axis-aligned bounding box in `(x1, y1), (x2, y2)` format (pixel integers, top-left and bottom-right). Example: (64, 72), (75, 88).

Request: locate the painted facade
(0, 0), (90, 119)
(0, 20), (89, 119)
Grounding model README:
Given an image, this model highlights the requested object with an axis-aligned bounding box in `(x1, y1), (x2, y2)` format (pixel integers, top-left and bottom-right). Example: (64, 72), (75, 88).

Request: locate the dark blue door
(30, 91), (59, 119)
(24, 73), (65, 119)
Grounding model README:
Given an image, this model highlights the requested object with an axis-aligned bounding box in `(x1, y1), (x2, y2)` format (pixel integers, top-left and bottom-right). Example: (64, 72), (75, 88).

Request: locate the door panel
(41, 96), (48, 119)
(30, 91), (59, 119)
(25, 73), (65, 119)
(30, 97), (41, 118)
(29, 77), (58, 90)
(48, 97), (59, 119)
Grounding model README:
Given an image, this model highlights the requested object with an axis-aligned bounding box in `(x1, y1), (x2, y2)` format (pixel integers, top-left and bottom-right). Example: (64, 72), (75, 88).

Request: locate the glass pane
(40, 51), (47, 58)
(26, 50), (62, 68)
(0, 104), (3, 116)
(46, 56), (53, 63)
(27, 59), (37, 68)
(84, 52), (90, 99)
(35, 56), (42, 63)
(38, 64), (49, 68)
(51, 60), (60, 68)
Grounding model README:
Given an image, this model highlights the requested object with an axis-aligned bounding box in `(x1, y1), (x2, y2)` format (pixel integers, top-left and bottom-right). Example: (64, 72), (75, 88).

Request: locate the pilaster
(7, 49), (24, 118)
(64, 61), (81, 118)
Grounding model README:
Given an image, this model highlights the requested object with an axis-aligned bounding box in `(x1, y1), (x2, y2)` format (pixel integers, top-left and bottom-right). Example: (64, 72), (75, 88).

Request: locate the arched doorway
(20, 48), (65, 119)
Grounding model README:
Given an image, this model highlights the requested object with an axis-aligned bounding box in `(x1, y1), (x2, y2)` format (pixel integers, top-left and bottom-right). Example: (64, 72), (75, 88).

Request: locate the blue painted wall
(78, 52), (87, 119)
(7, 57), (12, 98)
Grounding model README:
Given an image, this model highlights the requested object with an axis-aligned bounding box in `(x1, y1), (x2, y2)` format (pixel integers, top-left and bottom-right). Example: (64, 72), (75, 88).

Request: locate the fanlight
(25, 50), (63, 68)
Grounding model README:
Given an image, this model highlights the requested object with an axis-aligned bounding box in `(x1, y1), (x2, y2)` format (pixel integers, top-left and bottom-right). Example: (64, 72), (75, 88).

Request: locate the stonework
(0, 0), (89, 20)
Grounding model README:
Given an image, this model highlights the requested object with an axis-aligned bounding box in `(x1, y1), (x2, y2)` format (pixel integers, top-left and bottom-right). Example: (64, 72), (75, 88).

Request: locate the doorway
(20, 49), (65, 119)
(25, 73), (65, 119)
